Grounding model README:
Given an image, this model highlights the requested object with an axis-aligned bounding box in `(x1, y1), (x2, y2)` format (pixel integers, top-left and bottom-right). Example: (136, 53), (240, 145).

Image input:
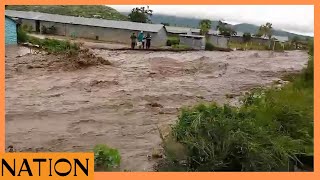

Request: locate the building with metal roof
(5, 10), (168, 47)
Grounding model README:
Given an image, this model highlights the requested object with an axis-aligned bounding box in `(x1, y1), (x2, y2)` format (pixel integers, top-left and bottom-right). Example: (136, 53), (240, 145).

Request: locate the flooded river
(5, 45), (309, 171)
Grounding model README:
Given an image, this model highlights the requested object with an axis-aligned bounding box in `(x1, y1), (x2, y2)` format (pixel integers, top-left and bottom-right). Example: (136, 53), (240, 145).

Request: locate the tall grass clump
(159, 43), (314, 172)
(166, 36), (180, 46)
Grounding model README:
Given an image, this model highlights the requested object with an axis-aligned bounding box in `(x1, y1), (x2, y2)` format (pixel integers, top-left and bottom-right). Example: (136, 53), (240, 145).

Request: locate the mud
(5, 45), (309, 171)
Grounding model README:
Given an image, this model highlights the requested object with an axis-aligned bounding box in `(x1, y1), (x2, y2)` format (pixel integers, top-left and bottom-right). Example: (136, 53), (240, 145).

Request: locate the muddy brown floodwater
(5, 45), (309, 171)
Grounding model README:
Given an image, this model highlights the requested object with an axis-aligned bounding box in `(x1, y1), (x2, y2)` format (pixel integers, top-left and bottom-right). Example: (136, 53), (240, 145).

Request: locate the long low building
(5, 10), (168, 47)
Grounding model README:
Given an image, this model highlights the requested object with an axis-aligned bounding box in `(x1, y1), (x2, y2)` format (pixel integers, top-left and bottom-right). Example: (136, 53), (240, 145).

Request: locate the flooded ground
(5, 45), (309, 171)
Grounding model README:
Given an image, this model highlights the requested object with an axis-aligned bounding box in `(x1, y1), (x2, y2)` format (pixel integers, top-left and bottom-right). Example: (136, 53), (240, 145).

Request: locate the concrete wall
(229, 36), (243, 43)
(5, 17), (17, 45)
(208, 35), (229, 48)
(179, 36), (205, 50)
(251, 37), (271, 46)
(19, 19), (168, 47)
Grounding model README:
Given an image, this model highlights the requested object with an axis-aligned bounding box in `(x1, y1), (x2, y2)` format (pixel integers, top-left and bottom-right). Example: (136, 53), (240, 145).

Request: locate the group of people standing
(130, 31), (152, 49)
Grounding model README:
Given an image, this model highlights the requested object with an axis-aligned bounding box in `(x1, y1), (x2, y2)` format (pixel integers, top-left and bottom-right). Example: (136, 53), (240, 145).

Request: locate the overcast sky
(108, 5), (314, 36)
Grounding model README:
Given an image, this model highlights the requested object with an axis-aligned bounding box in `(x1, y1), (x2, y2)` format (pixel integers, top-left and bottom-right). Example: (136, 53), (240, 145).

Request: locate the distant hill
(6, 5), (129, 21)
(150, 14), (219, 29)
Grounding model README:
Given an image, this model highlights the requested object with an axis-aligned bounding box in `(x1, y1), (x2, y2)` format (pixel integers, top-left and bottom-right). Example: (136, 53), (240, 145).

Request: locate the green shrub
(28, 36), (42, 45)
(94, 144), (121, 171)
(41, 38), (74, 52)
(17, 27), (28, 43)
(205, 42), (215, 51)
(167, 36), (180, 46)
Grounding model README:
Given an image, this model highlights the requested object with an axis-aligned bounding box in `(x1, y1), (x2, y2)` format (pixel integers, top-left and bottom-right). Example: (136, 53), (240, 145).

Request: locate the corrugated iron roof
(165, 26), (199, 34)
(5, 10), (164, 33)
(165, 26), (218, 35)
(179, 34), (205, 38)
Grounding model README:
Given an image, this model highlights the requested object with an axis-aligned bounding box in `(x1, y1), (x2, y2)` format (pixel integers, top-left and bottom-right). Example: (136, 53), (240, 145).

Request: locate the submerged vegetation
(94, 144), (121, 171)
(158, 43), (313, 172)
(17, 27), (80, 54)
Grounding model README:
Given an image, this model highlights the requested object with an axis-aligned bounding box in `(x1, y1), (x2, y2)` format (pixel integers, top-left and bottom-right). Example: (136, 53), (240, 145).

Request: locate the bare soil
(5, 45), (309, 171)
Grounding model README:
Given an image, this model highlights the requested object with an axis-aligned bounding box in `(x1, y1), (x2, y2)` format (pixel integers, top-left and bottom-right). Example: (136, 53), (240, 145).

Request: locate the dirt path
(5, 45), (309, 171)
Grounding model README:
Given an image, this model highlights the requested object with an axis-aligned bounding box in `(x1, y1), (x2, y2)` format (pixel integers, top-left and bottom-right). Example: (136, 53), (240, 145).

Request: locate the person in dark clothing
(130, 33), (137, 49)
(146, 33), (152, 49)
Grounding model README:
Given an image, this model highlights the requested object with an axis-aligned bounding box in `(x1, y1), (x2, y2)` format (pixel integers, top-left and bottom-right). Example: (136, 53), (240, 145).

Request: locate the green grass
(158, 45), (314, 172)
(18, 27), (80, 54)
(94, 144), (121, 171)
(27, 36), (80, 54)
(6, 5), (128, 21)
(229, 42), (268, 50)
(172, 44), (191, 50)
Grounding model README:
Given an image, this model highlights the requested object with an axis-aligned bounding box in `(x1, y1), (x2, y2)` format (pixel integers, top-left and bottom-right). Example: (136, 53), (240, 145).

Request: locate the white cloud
(109, 5), (314, 36)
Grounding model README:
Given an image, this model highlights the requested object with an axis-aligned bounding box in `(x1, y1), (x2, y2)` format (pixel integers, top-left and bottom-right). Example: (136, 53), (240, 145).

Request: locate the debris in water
(7, 145), (16, 152)
(251, 52), (260, 58)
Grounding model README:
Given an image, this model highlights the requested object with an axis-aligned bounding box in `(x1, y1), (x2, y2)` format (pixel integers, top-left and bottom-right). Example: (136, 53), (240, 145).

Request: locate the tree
(128, 6), (153, 23)
(257, 22), (273, 39)
(292, 36), (300, 49)
(199, 19), (212, 37)
(243, 32), (252, 42)
(265, 22), (273, 39)
(255, 26), (264, 37)
(217, 20), (237, 37)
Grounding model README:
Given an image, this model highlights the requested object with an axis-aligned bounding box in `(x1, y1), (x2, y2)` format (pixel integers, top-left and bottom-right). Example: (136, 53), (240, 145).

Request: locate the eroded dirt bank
(5, 45), (309, 171)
